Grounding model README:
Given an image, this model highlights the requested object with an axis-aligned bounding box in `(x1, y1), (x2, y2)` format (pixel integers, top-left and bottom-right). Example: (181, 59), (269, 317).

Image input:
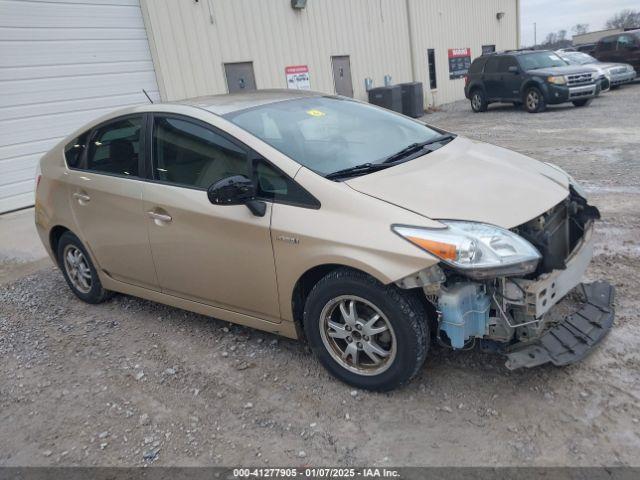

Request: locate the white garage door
(0, 0), (160, 213)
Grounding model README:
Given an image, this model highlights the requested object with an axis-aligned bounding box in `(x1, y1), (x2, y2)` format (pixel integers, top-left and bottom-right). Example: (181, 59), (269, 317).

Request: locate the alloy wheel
(63, 245), (92, 294)
(319, 295), (397, 376)
(472, 93), (482, 111)
(526, 90), (540, 111)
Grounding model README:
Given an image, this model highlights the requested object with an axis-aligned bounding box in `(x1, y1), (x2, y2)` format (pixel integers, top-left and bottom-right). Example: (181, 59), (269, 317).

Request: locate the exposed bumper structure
(504, 281), (615, 369)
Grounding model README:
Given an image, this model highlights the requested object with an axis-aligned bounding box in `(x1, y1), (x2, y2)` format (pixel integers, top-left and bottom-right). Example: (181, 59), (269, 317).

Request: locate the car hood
(345, 137), (570, 229)
(526, 65), (598, 76)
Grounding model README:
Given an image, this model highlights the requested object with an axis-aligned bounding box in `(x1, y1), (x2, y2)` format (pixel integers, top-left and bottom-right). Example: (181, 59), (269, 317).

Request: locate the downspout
(515, 0), (522, 48)
(405, 0), (417, 82)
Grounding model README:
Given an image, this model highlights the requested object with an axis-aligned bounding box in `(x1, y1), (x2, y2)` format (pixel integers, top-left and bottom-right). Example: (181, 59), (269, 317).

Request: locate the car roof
(176, 88), (325, 115)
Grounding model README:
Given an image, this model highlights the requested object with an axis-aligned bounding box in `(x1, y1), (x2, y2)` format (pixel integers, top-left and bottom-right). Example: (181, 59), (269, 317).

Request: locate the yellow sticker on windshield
(306, 109), (326, 117)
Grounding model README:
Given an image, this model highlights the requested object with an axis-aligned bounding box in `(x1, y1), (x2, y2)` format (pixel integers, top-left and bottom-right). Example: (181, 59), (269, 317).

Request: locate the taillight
(464, 75), (470, 86)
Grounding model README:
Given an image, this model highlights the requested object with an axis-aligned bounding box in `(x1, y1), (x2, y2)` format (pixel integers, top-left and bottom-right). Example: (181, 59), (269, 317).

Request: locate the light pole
(534, 22), (537, 47)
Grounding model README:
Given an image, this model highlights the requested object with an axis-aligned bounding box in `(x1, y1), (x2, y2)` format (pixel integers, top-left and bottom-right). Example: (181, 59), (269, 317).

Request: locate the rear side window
(87, 116), (142, 177)
(469, 57), (487, 74)
(64, 132), (89, 168)
(599, 36), (617, 52)
(484, 57), (500, 73)
(152, 116), (248, 189)
(498, 56), (519, 72)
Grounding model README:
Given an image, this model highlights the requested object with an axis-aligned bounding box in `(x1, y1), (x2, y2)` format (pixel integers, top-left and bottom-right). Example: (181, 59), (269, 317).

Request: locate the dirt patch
(1, 85), (639, 467)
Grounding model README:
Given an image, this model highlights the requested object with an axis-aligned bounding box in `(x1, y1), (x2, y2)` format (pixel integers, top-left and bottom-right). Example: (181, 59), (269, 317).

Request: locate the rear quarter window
(469, 57), (487, 74)
(64, 133), (89, 168)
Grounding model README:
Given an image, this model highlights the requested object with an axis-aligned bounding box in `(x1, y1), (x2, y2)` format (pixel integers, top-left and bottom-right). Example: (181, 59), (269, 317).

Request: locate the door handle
(147, 211), (172, 223)
(73, 192), (91, 203)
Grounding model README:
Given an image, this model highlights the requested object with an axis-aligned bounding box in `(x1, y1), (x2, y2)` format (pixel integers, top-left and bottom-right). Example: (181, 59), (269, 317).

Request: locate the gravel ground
(1, 85), (639, 467)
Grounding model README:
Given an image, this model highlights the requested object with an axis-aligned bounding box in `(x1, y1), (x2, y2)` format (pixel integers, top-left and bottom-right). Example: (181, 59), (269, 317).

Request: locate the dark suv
(464, 50), (600, 113)
(594, 30), (640, 73)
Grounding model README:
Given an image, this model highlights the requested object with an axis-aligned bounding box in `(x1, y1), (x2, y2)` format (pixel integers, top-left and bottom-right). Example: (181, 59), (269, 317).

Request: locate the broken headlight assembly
(392, 221), (542, 280)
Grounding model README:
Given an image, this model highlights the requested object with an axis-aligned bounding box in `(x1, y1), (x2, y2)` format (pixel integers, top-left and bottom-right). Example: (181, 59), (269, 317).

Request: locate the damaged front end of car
(394, 188), (615, 369)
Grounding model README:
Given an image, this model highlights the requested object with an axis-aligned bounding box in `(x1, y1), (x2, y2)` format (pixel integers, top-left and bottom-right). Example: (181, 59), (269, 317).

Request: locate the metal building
(0, 0), (520, 213)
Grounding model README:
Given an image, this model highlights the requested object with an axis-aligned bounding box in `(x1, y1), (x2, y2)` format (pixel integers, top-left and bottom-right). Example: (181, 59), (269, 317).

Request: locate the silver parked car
(557, 50), (637, 89)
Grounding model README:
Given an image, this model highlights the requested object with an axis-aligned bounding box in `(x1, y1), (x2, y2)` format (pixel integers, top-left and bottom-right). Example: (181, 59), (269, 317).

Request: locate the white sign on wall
(285, 65), (311, 90)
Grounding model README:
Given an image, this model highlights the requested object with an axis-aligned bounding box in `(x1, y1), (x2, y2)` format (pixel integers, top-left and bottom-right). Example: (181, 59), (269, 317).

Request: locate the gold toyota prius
(35, 89), (614, 391)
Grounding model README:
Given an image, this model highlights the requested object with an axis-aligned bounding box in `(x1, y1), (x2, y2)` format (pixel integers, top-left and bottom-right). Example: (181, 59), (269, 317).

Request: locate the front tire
(470, 89), (488, 112)
(57, 231), (114, 304)
(524, 86), (546, 113)
(303, 269), (428, 391)
(572, 99), (592, 107)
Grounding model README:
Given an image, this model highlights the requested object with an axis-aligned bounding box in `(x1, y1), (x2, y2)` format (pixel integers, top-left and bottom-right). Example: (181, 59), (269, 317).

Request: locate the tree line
(536, 9), (639, 50)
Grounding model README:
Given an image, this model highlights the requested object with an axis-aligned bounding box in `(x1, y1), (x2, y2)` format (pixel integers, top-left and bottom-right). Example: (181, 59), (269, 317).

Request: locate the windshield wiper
(382, 134), (456, 164)
(325, 162), (393, 180)
(325, 134), (456, 180)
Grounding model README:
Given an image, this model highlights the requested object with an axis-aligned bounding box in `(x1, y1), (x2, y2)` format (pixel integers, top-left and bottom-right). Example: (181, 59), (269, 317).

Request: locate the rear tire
(470, 89), (488, 112)
(57, 231), (114, 304)
(524, 86), (546, 113)
(303, 268), (429, 391)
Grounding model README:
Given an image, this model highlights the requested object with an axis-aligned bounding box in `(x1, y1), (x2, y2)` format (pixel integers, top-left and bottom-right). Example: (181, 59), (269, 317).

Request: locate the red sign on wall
(285, 65), (311, 90)
(448, 48), (472, 80)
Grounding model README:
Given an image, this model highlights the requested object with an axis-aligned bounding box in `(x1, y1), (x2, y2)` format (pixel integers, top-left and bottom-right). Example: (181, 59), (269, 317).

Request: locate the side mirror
(508, 66), (520, 74)
(207, 175), (266, 217)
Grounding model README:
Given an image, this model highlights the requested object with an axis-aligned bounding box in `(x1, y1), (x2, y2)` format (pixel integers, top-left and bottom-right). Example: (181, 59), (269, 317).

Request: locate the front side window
(87, 116), (142, 177)
(152, 116), (248, 189)
(254, 160), (318, 207)
(226, 97), (441, 176)
(618, 35), (635, 49)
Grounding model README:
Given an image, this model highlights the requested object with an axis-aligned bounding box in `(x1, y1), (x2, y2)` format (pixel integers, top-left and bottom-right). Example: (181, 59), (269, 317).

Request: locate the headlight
(544, 162), (588, 198)
(392, 222), (541, 279)
(547, 75), (566, 85)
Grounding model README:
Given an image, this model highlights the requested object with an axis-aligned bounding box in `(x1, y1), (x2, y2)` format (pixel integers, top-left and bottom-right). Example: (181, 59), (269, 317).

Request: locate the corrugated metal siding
(0, 0), (160, 213)
(408, 0), (520, 106)
(142, 0), (518, 107)
(141, 0), (414, 102)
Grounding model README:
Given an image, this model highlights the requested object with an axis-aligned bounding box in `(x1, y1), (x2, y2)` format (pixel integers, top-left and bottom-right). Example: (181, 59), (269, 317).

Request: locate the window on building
(152, 116), (248, 189)
(86, 116), (142, 177)
(427, 49), (437, 90)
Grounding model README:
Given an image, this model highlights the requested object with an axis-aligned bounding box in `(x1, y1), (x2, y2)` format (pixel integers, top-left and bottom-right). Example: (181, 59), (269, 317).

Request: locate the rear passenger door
(498, 56), (522, 101)
(482, 56), (501, 100)
(596, 36), (617, 62)
(66, 115), (159, 290)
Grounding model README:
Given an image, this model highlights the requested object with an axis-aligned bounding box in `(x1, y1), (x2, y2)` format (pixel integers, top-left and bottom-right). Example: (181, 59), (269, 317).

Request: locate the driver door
(142, 114), (280, 321)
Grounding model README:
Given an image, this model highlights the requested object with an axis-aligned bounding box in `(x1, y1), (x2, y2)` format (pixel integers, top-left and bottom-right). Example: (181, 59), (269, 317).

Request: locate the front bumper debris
(504, 281), (614, 370)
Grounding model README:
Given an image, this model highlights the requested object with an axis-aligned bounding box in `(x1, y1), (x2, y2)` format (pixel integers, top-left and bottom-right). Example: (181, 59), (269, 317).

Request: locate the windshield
(226, 96), (442, 176)
(559, 52), (596, 65)
(519, 52), (568, 70)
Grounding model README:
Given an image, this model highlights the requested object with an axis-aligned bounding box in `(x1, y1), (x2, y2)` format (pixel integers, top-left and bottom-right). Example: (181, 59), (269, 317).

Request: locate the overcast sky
(520, 0), (639, 46)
